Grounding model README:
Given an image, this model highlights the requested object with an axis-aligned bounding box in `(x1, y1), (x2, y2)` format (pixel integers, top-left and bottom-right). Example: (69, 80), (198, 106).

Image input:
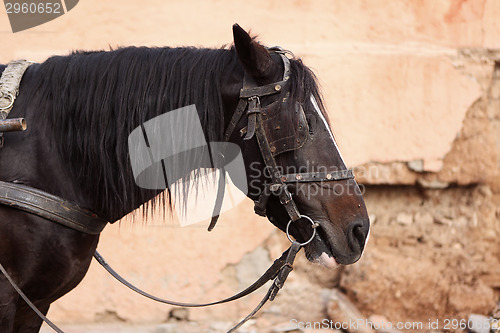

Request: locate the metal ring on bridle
(0, 93), (15, 111)
(286, 215), (317, 246)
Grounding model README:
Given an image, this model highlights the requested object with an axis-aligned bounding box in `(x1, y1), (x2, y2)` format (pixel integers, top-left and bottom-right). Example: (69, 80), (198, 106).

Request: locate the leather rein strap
(94, 241), (302, 332)
(0, 177), (301, 332)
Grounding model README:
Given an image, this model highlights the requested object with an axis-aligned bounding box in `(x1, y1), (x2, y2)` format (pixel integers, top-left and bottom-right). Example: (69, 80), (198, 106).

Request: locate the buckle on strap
(244, 97), (260, 141)
(0, 93), (14, 112)
(269, 240), (301, 301)
(0, 60), (34, 115)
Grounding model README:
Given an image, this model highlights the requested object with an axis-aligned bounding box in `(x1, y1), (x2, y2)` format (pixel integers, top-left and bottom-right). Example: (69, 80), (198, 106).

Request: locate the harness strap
(243, 97), (260, 140)
(224, 50), (291, 142)
(222, 49), (302, 223)
(94, 241), (302, 333)
(254, 112), (301, 221)
(239, 79), (287, 98)
(281, 169), (355, 183)
(254, 185), (271, 217)
(0, 181), (108, 234)
(224, 98), (248, 141)
(215, 51), (291, 229)
(93, 244), (292, 307)
(228, 241), (301, 332)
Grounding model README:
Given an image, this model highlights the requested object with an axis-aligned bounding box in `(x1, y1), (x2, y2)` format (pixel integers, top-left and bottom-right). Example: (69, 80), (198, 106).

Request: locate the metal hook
(0, 93), (15, 112)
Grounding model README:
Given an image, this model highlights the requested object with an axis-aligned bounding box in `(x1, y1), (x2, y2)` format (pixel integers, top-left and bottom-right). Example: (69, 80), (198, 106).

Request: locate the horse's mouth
(303, 226), (341, 270)
(315, 252), (340, 269)
(273, 214), (367, 269)
(298, 215), (369, 268)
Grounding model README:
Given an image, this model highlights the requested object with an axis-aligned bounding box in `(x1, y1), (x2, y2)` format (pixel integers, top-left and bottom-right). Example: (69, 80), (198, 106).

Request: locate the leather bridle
(215, 47), (355, 236)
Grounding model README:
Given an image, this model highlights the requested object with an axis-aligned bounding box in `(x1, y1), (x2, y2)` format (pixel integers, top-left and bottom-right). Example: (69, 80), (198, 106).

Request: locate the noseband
(217, 47), (355, 239)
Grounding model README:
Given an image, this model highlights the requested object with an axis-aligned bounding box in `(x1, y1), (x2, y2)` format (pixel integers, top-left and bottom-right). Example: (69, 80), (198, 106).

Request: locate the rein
(94, 241), (304, 332)
(0, 51), (355, 332)
(0, 178), (309, 332)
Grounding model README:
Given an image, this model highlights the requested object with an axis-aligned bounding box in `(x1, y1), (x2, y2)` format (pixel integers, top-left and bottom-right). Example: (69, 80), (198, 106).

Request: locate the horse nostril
(353, 225), (365, 245)
(348, 221), (367, 251)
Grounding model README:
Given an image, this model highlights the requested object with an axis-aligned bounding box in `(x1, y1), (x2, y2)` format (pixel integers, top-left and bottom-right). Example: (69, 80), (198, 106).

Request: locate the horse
(0, 24), (370, 332)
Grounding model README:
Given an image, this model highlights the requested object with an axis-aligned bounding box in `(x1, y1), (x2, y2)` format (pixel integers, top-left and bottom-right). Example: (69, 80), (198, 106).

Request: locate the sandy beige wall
(3, 0), (499, 170)
(1, 0), (500, 325)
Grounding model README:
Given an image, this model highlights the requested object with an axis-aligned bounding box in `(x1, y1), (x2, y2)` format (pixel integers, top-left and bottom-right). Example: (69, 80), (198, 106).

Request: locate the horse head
(224, 24), (370, 268)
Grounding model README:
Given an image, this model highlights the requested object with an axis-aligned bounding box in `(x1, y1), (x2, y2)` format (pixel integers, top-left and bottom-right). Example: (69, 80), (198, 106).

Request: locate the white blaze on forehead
(310, 95), (346, 165)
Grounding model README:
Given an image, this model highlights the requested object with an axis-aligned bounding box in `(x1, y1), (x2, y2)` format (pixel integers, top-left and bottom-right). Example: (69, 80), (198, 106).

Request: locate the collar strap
(0, 181), (108, 234)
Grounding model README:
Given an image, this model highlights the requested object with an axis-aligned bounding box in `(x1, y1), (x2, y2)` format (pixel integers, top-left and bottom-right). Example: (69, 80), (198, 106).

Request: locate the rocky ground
(339, 184), (500, 333)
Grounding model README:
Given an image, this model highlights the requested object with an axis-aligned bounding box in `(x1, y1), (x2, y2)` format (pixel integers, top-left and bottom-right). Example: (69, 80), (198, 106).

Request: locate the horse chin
(304, 237), (341, 270)
(314, 252), (340, 269)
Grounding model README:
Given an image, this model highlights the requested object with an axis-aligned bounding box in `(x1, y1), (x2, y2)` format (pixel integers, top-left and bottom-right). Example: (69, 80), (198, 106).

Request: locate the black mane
(26, 45), (325, 221)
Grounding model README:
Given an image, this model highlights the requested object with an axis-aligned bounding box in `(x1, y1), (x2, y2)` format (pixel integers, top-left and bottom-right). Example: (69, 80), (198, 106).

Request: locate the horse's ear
(233, 24), (275, 78)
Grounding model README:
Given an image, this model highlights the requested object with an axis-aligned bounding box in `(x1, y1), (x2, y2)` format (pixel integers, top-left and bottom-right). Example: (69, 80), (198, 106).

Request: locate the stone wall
(2, 0), (500, 330)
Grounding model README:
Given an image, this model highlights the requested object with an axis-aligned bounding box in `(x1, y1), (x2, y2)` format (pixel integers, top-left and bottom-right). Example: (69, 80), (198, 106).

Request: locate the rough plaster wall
(490, 62), (500, 173)
(356, 50), (500, 187)
(2, 0), (499, 172)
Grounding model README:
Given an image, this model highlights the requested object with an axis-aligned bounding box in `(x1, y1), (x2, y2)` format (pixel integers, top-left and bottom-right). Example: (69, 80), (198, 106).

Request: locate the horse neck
(28, 47), (238, 222)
